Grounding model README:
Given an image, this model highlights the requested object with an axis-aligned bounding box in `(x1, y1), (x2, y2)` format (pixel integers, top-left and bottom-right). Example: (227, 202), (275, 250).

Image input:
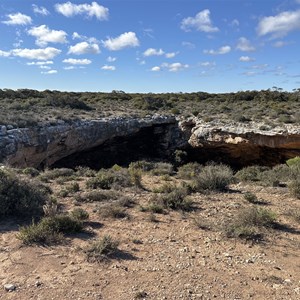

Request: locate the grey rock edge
(1, 115), (300, 168)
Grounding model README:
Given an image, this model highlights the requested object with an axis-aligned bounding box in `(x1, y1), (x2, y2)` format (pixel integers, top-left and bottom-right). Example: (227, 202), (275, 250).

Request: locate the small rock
(35, 281), (42, 287)
(0, 126), (7, 135)
(4, 284), (16, 292)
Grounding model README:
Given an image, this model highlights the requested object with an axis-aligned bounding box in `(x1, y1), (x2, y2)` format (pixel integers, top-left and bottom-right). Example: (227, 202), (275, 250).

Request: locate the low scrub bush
(39, 168), (75, 182)
(243, 192), (259, 204)
(193, 164), (233, 192)
(71, 208), (89, 220)
(177, 162), (202, 179)
(86, 235), (119, 262)
(129, 160), (155, 172)
(0, 169), (49, 218)
(235, 166), (269, 182)
(98, 204), (129, 219)
(86, 168), (132, 190)
(22, 167), (40, 177)
(155, 187), (192, 211)
(150, 162), (174, 176)
(225, 207), (277, 240)
(76, 190), (119, 202)
(288, 180), (300, 199)
(18, 214), (83, 245)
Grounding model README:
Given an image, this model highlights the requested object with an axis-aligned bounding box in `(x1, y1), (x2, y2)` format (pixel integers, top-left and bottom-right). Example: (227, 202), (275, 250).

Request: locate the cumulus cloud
(101, 65), (116, 71)
(0, 50), (11, 57)
(107, 56), (116, 62)
(239, 56), (255, 62)
(63, 58), (91, 65)
(27, 61), (54, 65)
(55, 1), (109, 20)
(236, 37), (256, 52)
(11, 47), (61, 60)
(2, 13), (32, 26)
(204, 45), (231, 55)
(32, 4), (49, 16)
(181, 9), (219, 32)
(272, 40), (289, 47)
(42, 69), (57, 74)
(103, 32), (139, 51)
(165, 52), (177, 58)
(143, 48), (164, 56)
(200, 61), (216, 67)
(161, 62), (189, 72)
(68, 42), (100, 55)
(182, 41), (195, 49)
(151, 66), (161, 72)
(257, 10), (300, 38)
(28, 25), (68, 47)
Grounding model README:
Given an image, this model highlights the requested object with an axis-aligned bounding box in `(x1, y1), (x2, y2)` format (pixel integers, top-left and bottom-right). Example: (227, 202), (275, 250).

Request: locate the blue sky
(1, 0), (300, 93)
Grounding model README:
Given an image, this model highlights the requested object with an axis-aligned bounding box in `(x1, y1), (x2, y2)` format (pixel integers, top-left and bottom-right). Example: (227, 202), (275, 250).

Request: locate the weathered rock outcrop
(0, 115), (185, 168)
(1, 115), (300, 169)
(181, 118), (300, 167)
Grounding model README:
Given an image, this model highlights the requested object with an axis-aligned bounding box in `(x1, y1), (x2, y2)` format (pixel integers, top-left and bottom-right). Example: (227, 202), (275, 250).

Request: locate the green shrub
(177, 162), (202, 179)
(288, 180), (300, 199)
(129, 168), (143, 188)
(86, 235), (119, 262)
(98, 204), (129, 219)
(150, 162), (173, 176)
(39, 168), (75, 182)
(194, 164), (233, 192)
(75, 166), (96, 177)
(76, 190), (119, 202)
(18, 214), (83, 245)
(71, 208), (89, 220)
(66, 182), (80, 193)
(22, 167), (40, 177)
(155, 188), (192, 211)
(86, 168), (132, 190)
(0, 169), (49, 218)
(129, 161), (155, 172)
(235, 166), (269, 182)
(226, 207), (277, 240)
(287, 156), (300, 167)
(243, 192), (258, 204)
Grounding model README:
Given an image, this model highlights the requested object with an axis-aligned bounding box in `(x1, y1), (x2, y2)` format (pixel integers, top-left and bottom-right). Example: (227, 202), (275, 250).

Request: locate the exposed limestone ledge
(179, 117), (300, 166)
(0, 115), (177, 168)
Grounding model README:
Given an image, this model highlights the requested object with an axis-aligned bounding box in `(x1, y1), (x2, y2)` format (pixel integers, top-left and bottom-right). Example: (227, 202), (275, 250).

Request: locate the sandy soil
(1, 179), (300, 300)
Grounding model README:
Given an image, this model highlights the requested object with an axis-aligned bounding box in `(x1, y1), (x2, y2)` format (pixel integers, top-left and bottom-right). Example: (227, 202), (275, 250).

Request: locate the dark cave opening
(51, 123), (298, 171)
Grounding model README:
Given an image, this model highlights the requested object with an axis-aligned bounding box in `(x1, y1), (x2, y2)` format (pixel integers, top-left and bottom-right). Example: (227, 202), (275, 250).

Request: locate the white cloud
(204, 45), (231, 55)
(143, 48), (164, 56)
(231, 19), (240, 27)
(103, 32), (139, 51)
(2, 13), (32, 26)
(27, 61), (53, 65)
(165, 52), (177, 58)
(68, 42), (100, 55)
(200, 61), (216, 67)
(11, 47), (61, 60)
(0, 50), (11, 57)
(272, 40), (289, 47)
(151, 66), (161, 72)
(42, 70), (57, 74)
(161, 62), (189, 72)
(101, 65), (116, 71)
(55, 1), (109, 20)
(236, 37), (256, 52)
(32, 4), (49, 16)
(63, 58), (91, 65)
(107, 56), (117, 62)
(39, 65), (51, 70)
(181, 9), (219, 32)
(257, 10), (300, 38)
(28, 25), (68, 47)
(239, 56), (255, 62)
(251, 64), (268, 70)
(182, 41), (195, 49)
(64, 66), (75, 70)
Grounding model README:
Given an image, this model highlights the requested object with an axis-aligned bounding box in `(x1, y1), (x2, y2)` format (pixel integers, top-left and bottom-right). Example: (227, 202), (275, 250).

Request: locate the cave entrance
(52, 124), (178, 170)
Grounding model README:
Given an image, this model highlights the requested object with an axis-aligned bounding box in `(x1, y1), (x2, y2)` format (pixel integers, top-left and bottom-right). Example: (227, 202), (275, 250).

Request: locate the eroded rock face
(182, 118), (300, 167)
(0, 115), (184, 168)
(1, 115), (300, 169)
